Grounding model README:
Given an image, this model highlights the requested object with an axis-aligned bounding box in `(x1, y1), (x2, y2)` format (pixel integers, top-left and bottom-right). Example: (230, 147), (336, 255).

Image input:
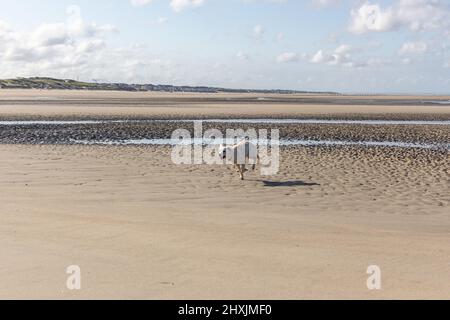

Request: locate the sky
(0, 0), (449, 93)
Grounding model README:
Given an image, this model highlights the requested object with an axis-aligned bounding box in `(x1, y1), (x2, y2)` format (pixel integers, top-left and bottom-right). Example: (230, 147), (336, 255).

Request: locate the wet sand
(0, 90), (449, 299)
(0, 89), (450, 121)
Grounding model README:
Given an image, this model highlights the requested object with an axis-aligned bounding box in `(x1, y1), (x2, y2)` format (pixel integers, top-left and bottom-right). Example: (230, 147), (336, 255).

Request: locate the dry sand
(0, 144), (449, 300)
(0, 90), (449, 300)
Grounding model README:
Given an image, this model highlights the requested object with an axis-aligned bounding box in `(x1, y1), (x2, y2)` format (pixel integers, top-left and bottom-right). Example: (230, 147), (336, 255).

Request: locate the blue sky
(0, 0), (449, 93)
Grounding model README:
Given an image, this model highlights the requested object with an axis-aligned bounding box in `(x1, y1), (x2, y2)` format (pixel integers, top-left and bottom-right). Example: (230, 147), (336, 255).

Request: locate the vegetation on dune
(0, 77), (338, 94)
(0, 77), (100, 90)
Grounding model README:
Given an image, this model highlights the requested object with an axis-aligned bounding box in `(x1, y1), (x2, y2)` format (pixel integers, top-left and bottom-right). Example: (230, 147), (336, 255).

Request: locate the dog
(218, 140), (259, 180)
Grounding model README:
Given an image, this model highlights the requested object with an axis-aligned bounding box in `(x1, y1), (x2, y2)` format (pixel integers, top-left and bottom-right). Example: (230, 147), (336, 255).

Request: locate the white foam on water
(71, 138), (450, 150)
(1, 119), (450, 125)
(190, 119), (450, 125)
(0, 120), (118, 125)
(424, 100), (450, 105)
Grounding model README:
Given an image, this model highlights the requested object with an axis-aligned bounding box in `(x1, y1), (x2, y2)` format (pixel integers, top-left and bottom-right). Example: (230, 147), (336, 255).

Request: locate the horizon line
(1, 77), (450, 96)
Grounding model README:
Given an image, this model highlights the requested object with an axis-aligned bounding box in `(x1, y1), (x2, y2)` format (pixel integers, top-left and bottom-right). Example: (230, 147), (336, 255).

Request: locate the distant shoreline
(0, 77), (339, 95)
(2, 78), (450, 96)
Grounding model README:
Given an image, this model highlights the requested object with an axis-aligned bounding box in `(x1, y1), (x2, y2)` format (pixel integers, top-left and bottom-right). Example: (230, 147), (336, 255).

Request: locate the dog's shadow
(261, 180), (320, 187)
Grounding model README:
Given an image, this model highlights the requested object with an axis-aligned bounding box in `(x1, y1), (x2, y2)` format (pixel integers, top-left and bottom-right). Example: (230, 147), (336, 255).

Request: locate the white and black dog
(218, 140), (259, 180)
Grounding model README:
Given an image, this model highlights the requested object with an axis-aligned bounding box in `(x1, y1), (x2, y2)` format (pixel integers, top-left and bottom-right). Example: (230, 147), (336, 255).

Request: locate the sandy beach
(0, 90), (449, 299)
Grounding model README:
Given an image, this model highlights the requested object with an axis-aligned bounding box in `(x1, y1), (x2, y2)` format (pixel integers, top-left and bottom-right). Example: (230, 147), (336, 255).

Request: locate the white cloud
(276, 32), (285, 41)
(311, 45), (353, 65)
(243, 0), (288, 3)
(398, 41), (428, 55)
(130, 0), (205, 11)
(276, 52), (299, 63)
(0, 6), (162, 82)
(66, 5), (117, 37)
(311, 0), (340, 8)
(349, 2), (397, 33)
(170, 0), (205, 12)
(334, 44), (351, 55)
(236, 51), (250, 60)
(306, 45), (373, 68)
(402, 57), (412, 64)
(33, 23), (69, 46)
(0, 5), (116, 66)
(0, 5), (258, 87)
(253, 24), (264, 37)
(310, 50), (327, 63)
(130, 0), (154, 6)
(349, 0), (450, 34)
(156, 17), (169, 24)
(0, 6), (235, 86)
